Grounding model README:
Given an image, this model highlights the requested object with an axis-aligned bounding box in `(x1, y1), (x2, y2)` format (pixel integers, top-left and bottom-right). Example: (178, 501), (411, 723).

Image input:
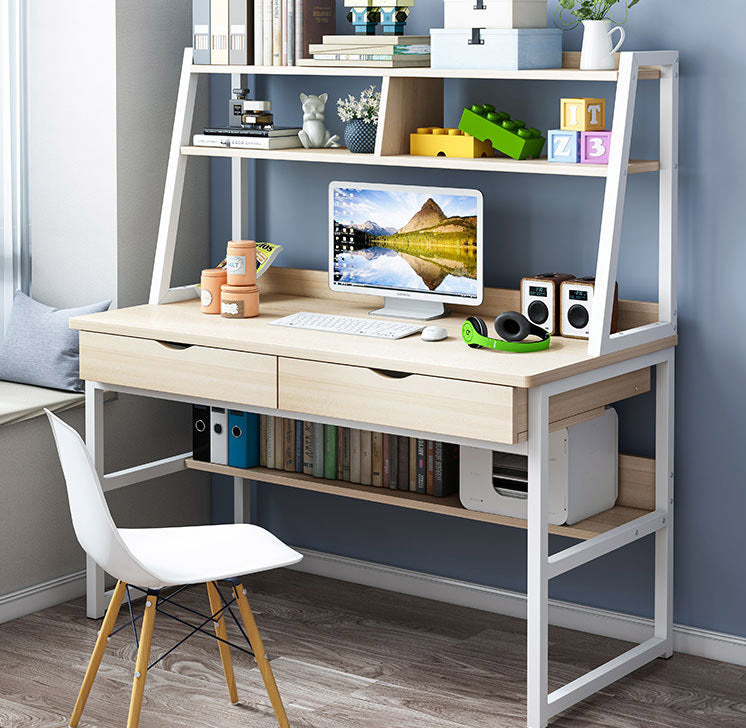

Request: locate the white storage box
(430, 28), (562, 70)
(444, 0), (547, 30)
(459, 408), (618, 525)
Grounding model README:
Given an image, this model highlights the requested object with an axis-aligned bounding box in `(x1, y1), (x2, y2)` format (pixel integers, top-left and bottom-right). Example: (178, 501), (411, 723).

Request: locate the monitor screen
(330, 182), (482, 304)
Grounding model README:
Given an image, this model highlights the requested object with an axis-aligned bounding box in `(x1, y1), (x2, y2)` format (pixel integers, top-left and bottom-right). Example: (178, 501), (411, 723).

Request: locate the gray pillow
(0, 292), (111, 392)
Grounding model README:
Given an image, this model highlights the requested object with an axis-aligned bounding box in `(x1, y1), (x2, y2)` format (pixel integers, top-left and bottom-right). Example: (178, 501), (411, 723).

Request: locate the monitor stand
(369, 297), (448, 321)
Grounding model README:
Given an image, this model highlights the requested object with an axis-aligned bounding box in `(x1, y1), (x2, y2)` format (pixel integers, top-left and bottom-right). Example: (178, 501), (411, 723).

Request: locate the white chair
(46, 410), (302, 728)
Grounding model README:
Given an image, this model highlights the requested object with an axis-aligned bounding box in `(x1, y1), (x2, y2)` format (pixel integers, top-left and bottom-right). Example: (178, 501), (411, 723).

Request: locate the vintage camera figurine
(229, 88), (273, 128)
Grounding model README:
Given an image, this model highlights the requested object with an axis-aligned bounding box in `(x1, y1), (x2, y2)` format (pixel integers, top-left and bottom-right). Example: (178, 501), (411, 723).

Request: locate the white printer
(459, 408), (618, 525)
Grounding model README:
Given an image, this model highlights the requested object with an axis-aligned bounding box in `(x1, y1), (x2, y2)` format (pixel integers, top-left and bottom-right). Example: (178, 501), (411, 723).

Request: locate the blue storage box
(430, 28), (562, 70)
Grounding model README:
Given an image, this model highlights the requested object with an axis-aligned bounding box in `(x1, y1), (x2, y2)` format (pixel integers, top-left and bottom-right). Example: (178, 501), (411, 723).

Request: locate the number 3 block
(581, 131), (612, 164)
(561, 98), (606, 132)
(548, 129), (580, 163)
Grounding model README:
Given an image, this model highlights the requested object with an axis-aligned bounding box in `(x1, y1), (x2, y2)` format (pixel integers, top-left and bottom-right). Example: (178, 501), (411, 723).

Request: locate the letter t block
(560, 98), (606, 132)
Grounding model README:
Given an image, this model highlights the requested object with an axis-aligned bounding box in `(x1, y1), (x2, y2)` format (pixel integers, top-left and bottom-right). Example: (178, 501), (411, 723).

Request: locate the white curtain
(1, 0), (29, 333)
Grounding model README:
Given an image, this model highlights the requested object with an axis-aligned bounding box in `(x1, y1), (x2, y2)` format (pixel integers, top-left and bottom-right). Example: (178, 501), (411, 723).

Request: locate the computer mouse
(421, 326), (448, 342)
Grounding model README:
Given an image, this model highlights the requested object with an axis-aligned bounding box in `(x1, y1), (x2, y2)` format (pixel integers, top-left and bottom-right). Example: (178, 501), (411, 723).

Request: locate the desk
(71, 268), (676, 728)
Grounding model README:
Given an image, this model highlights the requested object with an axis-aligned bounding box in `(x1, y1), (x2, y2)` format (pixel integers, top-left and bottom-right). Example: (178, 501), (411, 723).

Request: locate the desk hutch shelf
(73, 46), (679, 728)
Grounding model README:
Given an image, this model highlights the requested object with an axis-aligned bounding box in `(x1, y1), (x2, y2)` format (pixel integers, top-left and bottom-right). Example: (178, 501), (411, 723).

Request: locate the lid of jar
(202, 268), (227, 278)
(221, 283), (258, 293)
(227, 240), (256, 250)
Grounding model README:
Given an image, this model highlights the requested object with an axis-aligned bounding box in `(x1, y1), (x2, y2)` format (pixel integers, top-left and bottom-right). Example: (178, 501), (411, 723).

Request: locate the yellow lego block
(409, 127), (494, 158)
(560, 98), (606, 132)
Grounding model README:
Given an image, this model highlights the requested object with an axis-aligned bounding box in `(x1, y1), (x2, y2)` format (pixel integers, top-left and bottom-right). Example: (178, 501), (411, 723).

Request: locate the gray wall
(210, 3), (746, 638)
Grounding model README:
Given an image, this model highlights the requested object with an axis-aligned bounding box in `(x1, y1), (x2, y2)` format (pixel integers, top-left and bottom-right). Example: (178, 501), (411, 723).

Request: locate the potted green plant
(555, 0), (641, 71)
(337, 86), (381, 154)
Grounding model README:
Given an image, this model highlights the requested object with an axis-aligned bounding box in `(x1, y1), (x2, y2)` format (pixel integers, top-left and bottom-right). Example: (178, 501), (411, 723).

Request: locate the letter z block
(560, 98), (606, 132)
(548, 129), (580, 163)
(580, 131), (612, 164)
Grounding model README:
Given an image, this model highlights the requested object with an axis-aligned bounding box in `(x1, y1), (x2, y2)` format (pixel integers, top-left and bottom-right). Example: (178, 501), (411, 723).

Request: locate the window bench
(0, 381), (85, 428)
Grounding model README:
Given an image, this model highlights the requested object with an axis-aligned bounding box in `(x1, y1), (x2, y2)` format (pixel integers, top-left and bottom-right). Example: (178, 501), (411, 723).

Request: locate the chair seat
(119, 524), (303, 588)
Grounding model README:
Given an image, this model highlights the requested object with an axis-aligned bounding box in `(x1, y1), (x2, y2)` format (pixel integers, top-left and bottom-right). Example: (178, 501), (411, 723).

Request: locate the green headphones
(462, 312), (551, 353)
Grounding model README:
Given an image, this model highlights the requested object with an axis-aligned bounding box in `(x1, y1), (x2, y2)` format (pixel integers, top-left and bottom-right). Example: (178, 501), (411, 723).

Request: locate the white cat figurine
(298, 92), (340, 149)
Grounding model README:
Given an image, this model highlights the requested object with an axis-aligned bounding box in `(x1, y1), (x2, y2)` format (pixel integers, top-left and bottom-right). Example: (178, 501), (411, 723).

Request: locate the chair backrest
(45, 410), (155, 586)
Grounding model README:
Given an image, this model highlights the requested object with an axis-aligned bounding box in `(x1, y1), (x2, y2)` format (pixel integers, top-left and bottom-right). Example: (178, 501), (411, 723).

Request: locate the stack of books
(258, 416), (459, 497)
(193, 0), (336, 66)
(297, 34), (431, 68)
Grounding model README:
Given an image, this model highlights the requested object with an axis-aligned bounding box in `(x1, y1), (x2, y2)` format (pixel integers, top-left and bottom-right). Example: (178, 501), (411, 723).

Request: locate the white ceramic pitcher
(580, 19), (626, 70)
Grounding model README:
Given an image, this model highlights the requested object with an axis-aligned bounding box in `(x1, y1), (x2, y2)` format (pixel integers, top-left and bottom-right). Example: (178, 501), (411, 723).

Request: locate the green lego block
(458, 106), (545, 161)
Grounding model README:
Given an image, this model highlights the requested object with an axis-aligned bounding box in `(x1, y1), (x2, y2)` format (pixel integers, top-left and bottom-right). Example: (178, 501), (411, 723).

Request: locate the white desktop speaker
(559, 277), (619, 339)
(520, 273), (575, 335)
(459, 408), (618, 525)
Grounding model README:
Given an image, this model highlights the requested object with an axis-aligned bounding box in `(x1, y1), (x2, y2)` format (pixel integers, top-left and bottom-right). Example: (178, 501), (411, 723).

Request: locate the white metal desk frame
(83, 50), (678, 728)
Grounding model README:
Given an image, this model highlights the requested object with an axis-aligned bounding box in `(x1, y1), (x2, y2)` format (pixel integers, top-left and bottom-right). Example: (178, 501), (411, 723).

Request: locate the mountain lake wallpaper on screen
(333, 186), (479, 297)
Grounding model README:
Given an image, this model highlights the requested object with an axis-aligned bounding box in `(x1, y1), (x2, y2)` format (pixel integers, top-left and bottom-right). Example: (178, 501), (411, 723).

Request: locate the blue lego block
(548, 129), (581, 164)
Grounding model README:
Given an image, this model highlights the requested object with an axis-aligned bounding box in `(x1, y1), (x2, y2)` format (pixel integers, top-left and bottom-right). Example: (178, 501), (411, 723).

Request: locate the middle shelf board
(185, 459), (653, 541)
(182, 146), (660, 177)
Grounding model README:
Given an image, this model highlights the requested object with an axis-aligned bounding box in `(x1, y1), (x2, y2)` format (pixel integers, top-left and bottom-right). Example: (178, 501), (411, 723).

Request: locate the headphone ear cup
(464, 316), (488, 348)
(494, 311), (531, 342)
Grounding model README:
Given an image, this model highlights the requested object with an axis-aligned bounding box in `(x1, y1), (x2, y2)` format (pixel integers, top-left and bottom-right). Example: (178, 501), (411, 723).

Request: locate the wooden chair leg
(233, 584), (290, 728)
(69, 580), (127, 728)
(126, 592), (158, 728)
(206, 582), (239, 704)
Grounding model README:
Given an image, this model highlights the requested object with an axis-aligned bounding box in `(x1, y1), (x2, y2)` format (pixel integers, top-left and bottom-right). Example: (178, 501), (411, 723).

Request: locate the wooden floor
(1, 570), (744, 727)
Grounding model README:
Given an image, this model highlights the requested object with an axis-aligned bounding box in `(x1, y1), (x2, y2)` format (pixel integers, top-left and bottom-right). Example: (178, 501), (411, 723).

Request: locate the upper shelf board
(182, 145), (659, 177)
(190, 63), (661, 82)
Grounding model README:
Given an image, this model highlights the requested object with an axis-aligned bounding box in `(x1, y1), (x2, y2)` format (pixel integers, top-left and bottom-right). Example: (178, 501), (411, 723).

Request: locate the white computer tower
(459, 408), (618, 525)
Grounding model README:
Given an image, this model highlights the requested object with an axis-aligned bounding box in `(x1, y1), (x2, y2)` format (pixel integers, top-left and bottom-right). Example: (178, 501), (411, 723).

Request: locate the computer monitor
(329, 181), (483, 320)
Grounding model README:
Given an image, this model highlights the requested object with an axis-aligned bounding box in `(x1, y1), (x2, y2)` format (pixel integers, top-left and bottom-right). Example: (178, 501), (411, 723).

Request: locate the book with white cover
(211, 0), (230, 64)
(254, 0), (264, 63)
(263, 0), (273, 64)
(194, 134), (302, 149)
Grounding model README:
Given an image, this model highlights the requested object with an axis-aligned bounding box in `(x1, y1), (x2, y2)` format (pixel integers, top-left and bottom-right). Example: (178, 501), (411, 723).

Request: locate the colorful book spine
(409, 437), (417, 492)
(312, 422), (324, 477)
(389, 434), (398, 490)
(343, 428), (351, 481)
(324, 424), (338, 479)
(398, 436), (409, 491)
(371, 432), (382, 486)
(284, 418), (296, 471)
(273, 416), (284, 469)
(349, 428), (361, 483)
(259, 415), (267, 467)
(426, 440), (435, 495)
(295, 419), (303, 473)
(415, 438), (427, 493)
(360, 430), (372, 485)
(192, 0), (211, 65)
(303, 421), (314, 475)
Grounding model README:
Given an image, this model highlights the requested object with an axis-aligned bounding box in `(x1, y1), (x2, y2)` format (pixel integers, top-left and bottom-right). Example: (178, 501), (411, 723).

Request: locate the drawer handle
(370, 368), (414, 380)
(156, 340), (194, 351)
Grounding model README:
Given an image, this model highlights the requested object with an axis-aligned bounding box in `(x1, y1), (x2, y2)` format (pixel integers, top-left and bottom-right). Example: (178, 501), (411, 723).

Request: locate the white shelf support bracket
(150, 48), (199, 305)
(588, 52), (640, 357)
(527, 385), (550, 728)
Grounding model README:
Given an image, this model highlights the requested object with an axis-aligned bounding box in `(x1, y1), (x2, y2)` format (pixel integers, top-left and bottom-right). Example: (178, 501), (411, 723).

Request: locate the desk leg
(655, 351), (675, 657)
(85, 382), (108, 619)
(527, 385), (550, 728)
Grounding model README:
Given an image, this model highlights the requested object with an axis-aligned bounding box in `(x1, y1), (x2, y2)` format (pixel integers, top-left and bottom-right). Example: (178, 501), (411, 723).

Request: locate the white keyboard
(270, 312), (424, 339)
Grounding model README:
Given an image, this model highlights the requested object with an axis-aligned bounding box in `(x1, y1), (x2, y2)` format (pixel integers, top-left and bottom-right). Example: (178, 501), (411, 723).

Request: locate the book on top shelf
(298, 0), (335, 60)
(298, 57), (430, 68)
(322, 34), (429, 45)
(229, 0), (254, 65)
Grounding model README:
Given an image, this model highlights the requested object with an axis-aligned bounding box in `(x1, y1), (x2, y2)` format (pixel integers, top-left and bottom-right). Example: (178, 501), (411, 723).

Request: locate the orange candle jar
(225, 240), (257, 286)
(220, 283), (259, 318)
(200, 268), (227, 314)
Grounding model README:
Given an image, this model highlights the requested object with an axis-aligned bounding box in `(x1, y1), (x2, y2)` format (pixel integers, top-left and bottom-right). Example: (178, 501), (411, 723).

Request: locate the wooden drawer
(278, 357), (525, 444)
(79, 332), (277, 408)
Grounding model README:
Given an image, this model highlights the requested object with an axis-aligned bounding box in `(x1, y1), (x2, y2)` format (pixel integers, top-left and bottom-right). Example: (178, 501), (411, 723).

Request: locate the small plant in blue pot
(337, 86), (381, 154)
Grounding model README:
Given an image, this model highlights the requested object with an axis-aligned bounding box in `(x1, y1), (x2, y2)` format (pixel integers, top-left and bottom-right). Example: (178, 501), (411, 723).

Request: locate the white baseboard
(0, 570), (86, 625)
(291, 548), (746, 668)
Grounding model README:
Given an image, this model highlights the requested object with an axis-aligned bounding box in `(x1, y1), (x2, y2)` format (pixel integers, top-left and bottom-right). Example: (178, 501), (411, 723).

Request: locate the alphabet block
(560, 98), (606, 132)
(548, 129), (580, 163)
(580, 131), (612, 164)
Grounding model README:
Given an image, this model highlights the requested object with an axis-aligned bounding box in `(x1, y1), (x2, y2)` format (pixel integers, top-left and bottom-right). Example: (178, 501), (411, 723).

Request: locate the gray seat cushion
(0, 292), (111, 392)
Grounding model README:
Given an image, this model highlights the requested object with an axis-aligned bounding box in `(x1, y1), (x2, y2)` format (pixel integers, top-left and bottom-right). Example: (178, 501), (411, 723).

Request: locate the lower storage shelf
(185, 459), (652, 541)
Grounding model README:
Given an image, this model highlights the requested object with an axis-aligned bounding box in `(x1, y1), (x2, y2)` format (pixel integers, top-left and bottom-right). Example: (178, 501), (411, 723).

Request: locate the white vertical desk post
(85, 382), (107, 619)
(527, 386), (550, 728)
(655, 351), (675, 656)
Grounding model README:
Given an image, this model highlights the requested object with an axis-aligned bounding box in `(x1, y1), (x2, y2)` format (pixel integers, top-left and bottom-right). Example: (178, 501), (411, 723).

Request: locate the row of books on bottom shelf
(191, 407), (458, 497)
